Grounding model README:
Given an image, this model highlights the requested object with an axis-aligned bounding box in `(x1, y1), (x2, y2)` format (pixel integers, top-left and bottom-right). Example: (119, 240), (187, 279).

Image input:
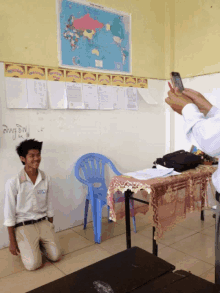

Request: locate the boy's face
(20, 149), (41, 170)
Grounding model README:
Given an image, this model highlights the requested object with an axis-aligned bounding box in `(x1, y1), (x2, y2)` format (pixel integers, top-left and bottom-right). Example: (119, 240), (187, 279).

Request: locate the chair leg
(91, 197), (97, 242)
(96, 199), (103, 244)
(84, 199), (89, 229)
(91, 197), (103, 244)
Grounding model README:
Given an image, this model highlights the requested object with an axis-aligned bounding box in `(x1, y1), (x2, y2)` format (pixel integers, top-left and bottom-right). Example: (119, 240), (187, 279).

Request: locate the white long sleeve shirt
(182, 103), (220, 197)
(4, 168), (54, 227)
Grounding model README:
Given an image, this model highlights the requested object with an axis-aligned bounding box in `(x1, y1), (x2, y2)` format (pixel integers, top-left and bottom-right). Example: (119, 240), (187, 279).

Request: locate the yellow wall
(175, 0), (220, 77)
(0, 0), (167, 79)
(1, 0), (219, 80)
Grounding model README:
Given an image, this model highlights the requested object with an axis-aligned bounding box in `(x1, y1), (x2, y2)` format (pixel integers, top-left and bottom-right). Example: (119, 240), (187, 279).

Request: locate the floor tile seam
(195, 230), (216, 240)
(51, 245), (115, 271)
(73, 229), (128, 243)
(200, 224), (216, 231)
(198, 265), (215, 277)
(200, 231), (215, 238)
(175, 222), (214, 232)
(137, 230), (199, 246)
(71, 221), (125, 232)
(59, 243), (98, 258)
(164, 223), (200, 232)
(94, 246), (115, 256)
(161, 231), (200, 246)
(165, 245), (215, 266)
(0, 244), (110, 282)
(0, 267), (26, 281)
(49, 262), (68, 276)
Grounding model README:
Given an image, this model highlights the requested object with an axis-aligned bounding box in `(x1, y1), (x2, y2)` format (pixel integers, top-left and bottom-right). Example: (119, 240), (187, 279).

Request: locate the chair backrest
(75, 153), (121, 187)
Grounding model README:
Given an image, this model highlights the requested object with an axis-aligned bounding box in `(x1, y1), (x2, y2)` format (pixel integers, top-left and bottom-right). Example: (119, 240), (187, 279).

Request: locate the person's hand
(165, 82), (194, 115)
(9, 241), (20, 256)
(182, 88), (213, 116)
(168, 82), (213, 116)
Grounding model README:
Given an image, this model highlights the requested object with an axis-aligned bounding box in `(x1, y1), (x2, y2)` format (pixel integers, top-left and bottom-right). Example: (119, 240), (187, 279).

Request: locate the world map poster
(57, 0), (131, 74)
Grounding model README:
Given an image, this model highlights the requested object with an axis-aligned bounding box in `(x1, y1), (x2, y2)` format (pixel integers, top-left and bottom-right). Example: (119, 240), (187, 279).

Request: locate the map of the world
(58, 0), (131, 73)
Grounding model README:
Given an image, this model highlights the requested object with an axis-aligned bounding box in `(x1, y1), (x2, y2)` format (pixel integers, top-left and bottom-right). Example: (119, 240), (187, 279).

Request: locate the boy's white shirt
(4, 168), (54, 226)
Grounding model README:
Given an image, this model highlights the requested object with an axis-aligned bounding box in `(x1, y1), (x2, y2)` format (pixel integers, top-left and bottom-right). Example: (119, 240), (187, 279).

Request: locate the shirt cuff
(182, 103), (201, 119)
(206, 106), (220, 118)
(4, 220), (16, 227)
(182, 103), (205, 141)
(47, 211), (54, 218)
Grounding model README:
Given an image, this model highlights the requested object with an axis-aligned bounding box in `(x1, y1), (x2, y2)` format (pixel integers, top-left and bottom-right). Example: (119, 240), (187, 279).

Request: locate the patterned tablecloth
(107, 164), (218, 241)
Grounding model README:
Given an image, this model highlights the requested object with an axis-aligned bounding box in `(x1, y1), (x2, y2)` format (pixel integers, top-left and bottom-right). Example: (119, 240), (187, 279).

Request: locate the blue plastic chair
(75, 153), (137, 243)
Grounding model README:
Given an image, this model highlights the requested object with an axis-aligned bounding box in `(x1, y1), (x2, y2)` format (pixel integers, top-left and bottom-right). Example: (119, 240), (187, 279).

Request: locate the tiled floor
(0, 208), (216, 292)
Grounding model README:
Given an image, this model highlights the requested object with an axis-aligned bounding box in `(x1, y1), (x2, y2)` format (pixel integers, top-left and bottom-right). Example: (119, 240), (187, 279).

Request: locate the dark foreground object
(133, 270), (220, 293)
(27, 246), (220, 293)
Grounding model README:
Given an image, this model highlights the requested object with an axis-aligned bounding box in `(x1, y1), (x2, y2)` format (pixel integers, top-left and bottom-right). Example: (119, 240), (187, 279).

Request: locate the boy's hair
(16, 139), (43, 165)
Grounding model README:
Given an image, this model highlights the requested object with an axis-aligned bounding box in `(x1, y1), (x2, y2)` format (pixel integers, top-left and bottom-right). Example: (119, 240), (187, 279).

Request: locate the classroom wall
(0, 0), (169, 79)
(174, 0), (220, 77)
(170, 0), (220, 154)
(0, 0), (171, 249)
(1, 0), (219, 250)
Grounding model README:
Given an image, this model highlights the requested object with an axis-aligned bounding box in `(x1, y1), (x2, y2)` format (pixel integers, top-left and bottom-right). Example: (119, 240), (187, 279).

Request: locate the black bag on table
(153, 149), (202, 173)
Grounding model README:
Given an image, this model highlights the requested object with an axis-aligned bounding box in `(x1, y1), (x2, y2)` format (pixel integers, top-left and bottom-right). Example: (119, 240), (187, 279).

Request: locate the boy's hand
(9, 241), (20, 256)
(165, 82), (193, 115)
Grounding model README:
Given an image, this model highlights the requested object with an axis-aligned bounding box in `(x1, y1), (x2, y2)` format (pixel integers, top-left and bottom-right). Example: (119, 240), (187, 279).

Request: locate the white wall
(2, 62), (218, 250)
(0, 62), (169, 249)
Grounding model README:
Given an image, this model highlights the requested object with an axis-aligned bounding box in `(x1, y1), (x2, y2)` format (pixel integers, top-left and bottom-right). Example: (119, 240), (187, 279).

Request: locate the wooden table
(107, 165), (217, 256)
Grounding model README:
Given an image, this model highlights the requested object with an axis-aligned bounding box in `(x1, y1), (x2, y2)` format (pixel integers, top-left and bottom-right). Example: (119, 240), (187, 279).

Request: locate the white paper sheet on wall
(47, 81), (67, 109)
(66, 82), (84, 109)
(125, 87), (138, 110)
(111, 86), (126, 109)
(137, 88), (158, 105)
(5, 77), (28, 108)
(82, 84), (99, 109)
(26, 79), (48, 109)
(98, 85), (114, 110)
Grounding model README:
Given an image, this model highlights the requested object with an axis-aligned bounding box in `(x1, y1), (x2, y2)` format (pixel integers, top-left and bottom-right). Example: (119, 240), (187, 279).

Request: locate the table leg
(152, 227), (158, 256)
(201, 210), (204, 221)
(215, 200), (220, 284)
(125, 190), (131, 249)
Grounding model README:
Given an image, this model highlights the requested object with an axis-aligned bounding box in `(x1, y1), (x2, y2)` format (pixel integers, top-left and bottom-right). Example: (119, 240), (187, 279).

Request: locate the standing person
(3, 139), (62, 271)
(165, 82), (220, 284)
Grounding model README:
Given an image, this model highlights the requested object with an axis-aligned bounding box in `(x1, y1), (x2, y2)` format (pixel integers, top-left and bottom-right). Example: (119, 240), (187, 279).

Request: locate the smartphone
(170, 72), (184, 92)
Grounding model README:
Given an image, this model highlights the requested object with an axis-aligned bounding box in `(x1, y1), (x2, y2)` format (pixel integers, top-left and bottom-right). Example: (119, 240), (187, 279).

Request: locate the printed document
(123, 164), (181, 180)
(66, 82), (84, 109)
(6, 77), (28, 108)
(27, 79), (47, 109)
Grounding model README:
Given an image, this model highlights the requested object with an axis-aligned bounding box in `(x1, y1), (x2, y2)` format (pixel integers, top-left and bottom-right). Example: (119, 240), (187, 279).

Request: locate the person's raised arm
(167, 82), (220, 157)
